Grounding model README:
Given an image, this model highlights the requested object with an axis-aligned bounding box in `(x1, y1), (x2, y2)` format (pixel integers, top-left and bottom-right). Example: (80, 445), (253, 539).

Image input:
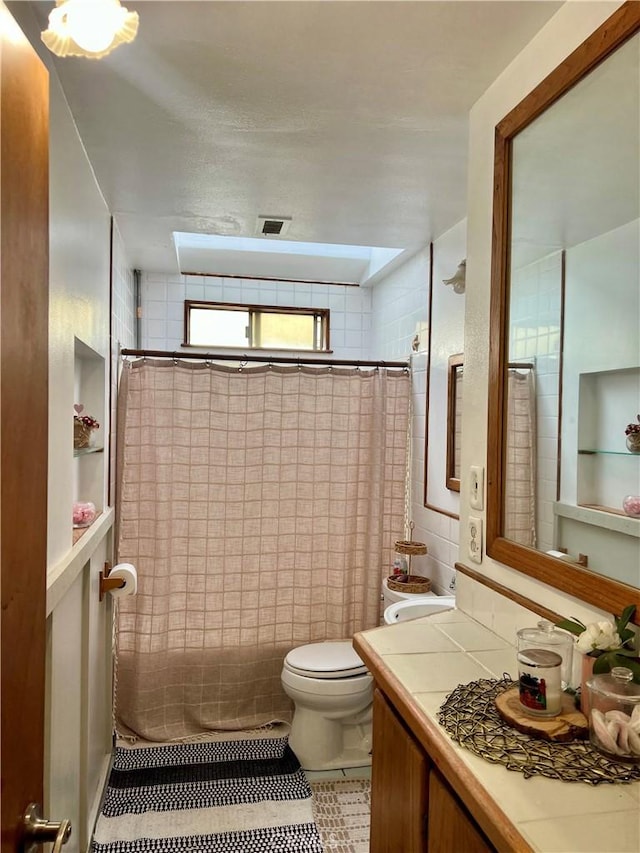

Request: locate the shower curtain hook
(172, 351), (179, 365)
(238, 355), (248, 372)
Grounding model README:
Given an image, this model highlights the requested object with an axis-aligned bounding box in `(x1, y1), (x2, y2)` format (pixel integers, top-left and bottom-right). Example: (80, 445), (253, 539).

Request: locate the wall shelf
(554, 501), (640, 537)
(578, 449), (640, 457)
(72, 512), (103, 545)
(73, 445), (104, 458)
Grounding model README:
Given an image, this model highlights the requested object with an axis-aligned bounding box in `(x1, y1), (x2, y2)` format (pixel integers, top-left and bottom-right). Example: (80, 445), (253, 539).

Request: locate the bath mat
(91, 736), (323, 852)
(310, 779), (372, 853)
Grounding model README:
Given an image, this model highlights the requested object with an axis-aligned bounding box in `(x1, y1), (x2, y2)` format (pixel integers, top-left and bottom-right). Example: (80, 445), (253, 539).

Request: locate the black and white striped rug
(91, 735), (324, 852)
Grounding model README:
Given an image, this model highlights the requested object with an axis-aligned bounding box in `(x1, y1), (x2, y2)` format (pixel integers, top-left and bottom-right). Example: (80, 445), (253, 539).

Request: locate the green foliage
(556, 605), (639, 685)
(555, 618), (585, 637)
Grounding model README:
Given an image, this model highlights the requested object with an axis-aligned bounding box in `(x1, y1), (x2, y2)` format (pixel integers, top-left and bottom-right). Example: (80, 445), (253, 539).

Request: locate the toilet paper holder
(99, 562), (125, 601)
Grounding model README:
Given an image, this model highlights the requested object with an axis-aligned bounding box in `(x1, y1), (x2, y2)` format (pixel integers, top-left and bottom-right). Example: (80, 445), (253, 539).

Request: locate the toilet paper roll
(109, 563), (137, 597)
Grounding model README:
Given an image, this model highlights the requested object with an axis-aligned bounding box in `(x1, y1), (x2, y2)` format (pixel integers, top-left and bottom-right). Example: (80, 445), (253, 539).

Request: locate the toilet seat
(284, 641), (367, 679)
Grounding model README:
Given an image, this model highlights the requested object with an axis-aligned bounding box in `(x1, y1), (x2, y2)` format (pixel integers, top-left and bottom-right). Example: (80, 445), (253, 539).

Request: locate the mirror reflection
(446, 354), (463, 491)
(504, 32), (639, 587)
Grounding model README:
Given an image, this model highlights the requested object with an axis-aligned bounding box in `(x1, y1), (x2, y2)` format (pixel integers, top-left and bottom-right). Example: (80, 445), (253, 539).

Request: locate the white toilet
(281, 641), (373, 771)
(281, 578), (455, 771)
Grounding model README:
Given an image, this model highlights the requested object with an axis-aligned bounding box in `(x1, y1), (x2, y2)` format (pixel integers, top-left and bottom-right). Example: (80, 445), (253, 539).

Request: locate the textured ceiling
(25, 0), (562, 274)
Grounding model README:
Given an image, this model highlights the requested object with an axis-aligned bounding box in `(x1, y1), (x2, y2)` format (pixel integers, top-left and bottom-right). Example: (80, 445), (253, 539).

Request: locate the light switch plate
(470, 466), (484, 510)
(468, 516), (483, 564)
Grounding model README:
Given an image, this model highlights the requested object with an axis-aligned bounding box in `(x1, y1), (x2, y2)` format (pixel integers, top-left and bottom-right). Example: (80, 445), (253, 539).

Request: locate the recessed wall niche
(576, 367), (640, 512)
(73, 338), (106, 538)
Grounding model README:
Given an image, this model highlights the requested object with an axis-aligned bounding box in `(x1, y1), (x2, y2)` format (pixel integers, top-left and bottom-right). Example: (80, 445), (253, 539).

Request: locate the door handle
(22, 803), (72, 853)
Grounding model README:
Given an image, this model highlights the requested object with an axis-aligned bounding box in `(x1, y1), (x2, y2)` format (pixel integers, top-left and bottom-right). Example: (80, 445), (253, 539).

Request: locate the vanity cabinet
(370, 687), (495, 853)
(370, 688), (428, 851)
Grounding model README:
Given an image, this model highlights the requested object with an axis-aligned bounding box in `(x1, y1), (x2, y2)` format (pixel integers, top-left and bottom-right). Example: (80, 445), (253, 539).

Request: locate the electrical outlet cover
(468, 515), (483, 564)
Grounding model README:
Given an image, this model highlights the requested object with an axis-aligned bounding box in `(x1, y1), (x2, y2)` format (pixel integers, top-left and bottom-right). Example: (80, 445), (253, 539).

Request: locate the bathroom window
(184, 301), (330, 351)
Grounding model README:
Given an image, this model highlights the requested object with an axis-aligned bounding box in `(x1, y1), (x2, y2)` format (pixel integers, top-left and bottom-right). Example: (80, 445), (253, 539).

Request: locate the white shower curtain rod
(120, 348), (409, 369)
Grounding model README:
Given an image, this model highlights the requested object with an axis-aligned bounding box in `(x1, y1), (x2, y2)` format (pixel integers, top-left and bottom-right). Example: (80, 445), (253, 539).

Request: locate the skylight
(173, 232), (403, 286)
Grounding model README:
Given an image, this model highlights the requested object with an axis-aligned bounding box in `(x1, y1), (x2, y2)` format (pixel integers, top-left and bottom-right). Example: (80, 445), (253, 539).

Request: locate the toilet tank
(381, 576), (436, 609)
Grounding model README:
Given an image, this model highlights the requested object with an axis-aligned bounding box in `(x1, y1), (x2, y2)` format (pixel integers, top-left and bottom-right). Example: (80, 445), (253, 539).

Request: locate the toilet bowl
(281, 641), (373, 771)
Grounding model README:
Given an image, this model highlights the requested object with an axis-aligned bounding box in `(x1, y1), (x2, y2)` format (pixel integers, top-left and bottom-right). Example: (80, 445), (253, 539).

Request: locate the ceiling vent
(256, 216), (292, 237)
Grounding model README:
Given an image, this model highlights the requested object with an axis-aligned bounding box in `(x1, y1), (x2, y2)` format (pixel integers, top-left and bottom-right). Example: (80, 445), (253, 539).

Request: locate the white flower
(576, 620), (622, 654)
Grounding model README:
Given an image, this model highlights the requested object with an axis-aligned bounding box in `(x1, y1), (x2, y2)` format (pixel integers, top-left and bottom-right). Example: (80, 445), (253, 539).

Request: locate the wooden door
(428, 769), (495, 853)
(0, 4), (50, 852)
(370, 688), (429, 853)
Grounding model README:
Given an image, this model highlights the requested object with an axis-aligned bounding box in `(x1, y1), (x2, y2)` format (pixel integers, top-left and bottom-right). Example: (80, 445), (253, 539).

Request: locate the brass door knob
(22, 803), (72, 853)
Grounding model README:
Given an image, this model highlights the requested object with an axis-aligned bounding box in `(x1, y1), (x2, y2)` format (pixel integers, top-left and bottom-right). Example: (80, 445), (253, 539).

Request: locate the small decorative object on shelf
(73, 404), (99, 449)
(622, 495), (640, 518)
(625, 414), (640, 453)
(73, 501), (96, 528)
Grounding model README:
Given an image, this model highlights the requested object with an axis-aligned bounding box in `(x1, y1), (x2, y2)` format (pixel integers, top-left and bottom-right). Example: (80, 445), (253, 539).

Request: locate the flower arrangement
(625, 415), (640, 437)
(556, 605), (640, 683)
(625, 415), (640, 452)
(74, 413), (100, 430)
(73, 404), (100, 449)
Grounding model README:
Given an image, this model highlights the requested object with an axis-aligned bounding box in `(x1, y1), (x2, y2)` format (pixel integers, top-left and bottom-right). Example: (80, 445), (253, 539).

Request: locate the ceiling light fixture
(41, 0), (139, 59)
(443, 259), (466, 294)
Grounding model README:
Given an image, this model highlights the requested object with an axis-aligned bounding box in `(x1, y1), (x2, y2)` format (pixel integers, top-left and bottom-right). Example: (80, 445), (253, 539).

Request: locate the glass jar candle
(517, 621), (573, 690)
(586, 667), (640, 763)
(517, 645), (563, 717)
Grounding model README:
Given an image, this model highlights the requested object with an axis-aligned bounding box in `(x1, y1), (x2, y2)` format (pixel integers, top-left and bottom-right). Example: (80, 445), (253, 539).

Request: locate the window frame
(183, 300), (331, 352)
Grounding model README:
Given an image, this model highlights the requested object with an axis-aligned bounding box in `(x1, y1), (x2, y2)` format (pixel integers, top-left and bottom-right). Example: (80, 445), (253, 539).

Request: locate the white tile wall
(112, 229), (136, 351)
(509, 251), (562, 552)
(140, 273), (372, 361)
(370, 226), (466, 595)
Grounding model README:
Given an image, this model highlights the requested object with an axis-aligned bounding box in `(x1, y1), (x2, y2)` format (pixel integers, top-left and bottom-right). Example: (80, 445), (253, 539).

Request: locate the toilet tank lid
(285, 642), (367, 676)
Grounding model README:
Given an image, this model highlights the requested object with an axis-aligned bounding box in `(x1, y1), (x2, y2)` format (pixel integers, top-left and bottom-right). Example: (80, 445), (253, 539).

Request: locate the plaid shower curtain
(115, 358), (410, 740)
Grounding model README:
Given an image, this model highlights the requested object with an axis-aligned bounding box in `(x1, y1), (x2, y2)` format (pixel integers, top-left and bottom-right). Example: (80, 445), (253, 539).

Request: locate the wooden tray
(495, 687), (589, 743)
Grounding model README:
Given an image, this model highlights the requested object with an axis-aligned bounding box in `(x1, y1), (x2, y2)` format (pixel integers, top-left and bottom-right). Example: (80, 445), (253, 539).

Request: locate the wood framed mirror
(424, 235), (466, 518)
(446, 354), (463, 492)
(487, 2), (640, 620)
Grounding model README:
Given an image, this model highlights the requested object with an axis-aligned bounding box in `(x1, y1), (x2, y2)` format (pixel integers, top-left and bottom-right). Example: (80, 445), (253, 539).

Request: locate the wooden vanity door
(428, 770), (494, 853)
(370, 688), (428, 853)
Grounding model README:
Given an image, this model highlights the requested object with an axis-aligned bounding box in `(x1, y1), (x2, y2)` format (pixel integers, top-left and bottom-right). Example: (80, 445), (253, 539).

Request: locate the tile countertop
(353, 609), (640, 853)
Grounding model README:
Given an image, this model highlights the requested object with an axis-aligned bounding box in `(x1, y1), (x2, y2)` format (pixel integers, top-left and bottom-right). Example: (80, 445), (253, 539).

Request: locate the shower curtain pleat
(114, 359), (410, 741)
